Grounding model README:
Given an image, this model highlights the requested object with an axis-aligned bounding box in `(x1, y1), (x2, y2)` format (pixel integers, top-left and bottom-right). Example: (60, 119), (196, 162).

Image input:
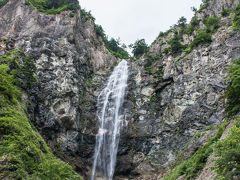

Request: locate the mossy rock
(0, 51), (83, 179)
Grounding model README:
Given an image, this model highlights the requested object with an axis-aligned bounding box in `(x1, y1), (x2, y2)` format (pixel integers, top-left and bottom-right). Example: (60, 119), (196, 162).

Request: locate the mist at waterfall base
(91, 60), (129, 180)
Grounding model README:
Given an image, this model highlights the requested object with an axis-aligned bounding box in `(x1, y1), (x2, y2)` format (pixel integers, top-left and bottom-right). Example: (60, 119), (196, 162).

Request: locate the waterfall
(91, 60), (129, 180)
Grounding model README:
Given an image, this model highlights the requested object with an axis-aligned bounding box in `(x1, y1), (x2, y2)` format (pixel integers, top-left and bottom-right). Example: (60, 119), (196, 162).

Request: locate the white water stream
(91, 60), (129, 180)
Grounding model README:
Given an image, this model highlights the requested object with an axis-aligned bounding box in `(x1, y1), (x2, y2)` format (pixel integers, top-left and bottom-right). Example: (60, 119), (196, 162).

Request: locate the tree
(178, 16), (187, 27)
(191, 6), (197, 13)
(129, 39), (148, 57)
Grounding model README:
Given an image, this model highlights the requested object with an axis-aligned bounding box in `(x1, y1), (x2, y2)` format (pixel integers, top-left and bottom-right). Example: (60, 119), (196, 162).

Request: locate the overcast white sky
(78, 0), (202, 46)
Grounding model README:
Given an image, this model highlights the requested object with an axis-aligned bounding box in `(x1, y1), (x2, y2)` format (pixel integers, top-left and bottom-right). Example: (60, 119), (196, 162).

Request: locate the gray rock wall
(0, 0), (118, 176)
(114, 0), (240, 179)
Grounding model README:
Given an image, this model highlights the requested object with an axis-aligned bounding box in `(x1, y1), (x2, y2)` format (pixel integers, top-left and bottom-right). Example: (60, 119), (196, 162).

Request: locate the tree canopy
(129, 39), (148, 57)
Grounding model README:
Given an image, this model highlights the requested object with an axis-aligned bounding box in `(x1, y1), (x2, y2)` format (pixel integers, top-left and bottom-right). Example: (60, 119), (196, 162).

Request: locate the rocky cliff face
(0, 0), (240, 179)
(0, 0), (118, 177)
(114, 0), (240, 179)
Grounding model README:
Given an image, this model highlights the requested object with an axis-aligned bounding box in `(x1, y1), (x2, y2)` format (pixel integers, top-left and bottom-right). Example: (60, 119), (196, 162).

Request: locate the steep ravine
(0, 0), (240, 179)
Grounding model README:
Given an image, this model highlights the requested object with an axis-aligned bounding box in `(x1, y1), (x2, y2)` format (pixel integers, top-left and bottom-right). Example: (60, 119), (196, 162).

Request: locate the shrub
(81, 9), (95, 20)
(158, 32), (165, 38)
(198, 0), (210, 12)
(189, 29), (212, 49)
(186, 16), (219, 52)
(0, 64), (20, 102)
(221, 7), (231, 17)
(0, 0), (8, 8)
(163, 47), (170, 54)
(191, 16), (200, 27)
(214, 118), (240, 179)
(204, 16), (220, 33)
(225, 58), (240, 117)
(233, 3), (240, 29)
(0, 50), (37, 91)
(167, 31), (186, 56)
(69, 12), (75, 17)
(95, 24), (105, 38)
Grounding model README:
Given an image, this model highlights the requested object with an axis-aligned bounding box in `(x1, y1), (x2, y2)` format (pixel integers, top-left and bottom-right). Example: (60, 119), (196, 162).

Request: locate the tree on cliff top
(129, 39), (148, 57)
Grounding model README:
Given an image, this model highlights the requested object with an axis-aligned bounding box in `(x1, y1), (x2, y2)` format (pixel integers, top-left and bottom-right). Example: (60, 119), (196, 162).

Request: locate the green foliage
(129, 39), (148, 57)
(163, 47), (170, 54)
(198, 0), (210, 12)
(167, 31), (186, 56)
(225, 58), (240, 117)
(26, 0), (80, 15)
(143, 54), (163, 77)
(0, 50), (37, 91)
(178, 16), (187, 27)
(0, 0), (8, 8)
(162, 122), (227, 180)
(214, 118), (240, 180)
(204, 16), (220, 33)
(95, 24), (105, 38)
(189, 29), (212, 49)
(186, 16), (219, 51)
(185, 16), (200, 35)
(233, 3), (240, 29)
(191, 16), (200, 27)
(106, 38), (129, 59)
(81, 9), (95, 20)
(0, 64), (20, 103)
(69, 11), (75, 17)
(158, 32), (165, 38)
(221, 7), (231, 17)
(94, 24), (129, 59)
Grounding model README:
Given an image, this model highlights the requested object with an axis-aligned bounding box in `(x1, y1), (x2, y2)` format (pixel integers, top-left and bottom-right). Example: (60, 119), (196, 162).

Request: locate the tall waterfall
(91, 60), (129, 180)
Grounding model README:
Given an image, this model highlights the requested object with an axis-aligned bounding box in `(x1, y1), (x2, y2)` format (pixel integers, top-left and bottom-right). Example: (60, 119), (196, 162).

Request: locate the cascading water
(91, 60), (129, 180)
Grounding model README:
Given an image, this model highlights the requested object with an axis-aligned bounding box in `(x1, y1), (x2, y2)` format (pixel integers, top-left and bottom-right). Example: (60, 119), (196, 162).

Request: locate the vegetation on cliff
(162, 54), (240, 180)
(95, 24), (129, 59)
(26, 0), (80, 15)
(233, 3), (240, 29)
(162, 122), (227, 180)
(129, 39), (148, 57)
(214, 118), (240, 179)
(0, 50), (83, 179)
(225, 58), (240, 117)
(0, 0), (8, 9)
